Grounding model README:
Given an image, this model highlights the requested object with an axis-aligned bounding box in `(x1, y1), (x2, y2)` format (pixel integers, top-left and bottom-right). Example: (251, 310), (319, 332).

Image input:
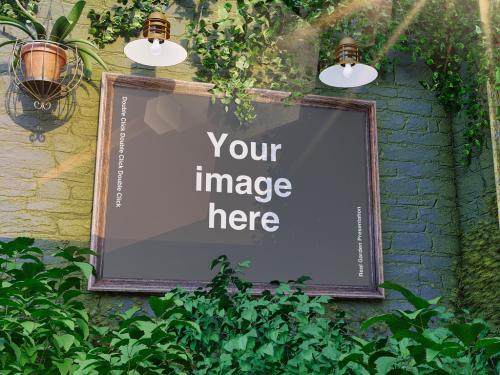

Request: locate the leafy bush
(0, 237), (198, 374)
(1, 238), (499, 374)
(172, 256), (352, 374)
(341, 283), (500, 374)
(0, 1), (107, 79)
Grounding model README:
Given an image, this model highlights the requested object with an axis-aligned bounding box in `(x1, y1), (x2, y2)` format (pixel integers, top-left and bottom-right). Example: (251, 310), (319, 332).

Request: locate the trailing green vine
(0, 0), (38, 20)
(397, 0), (494, 163)
(186, 0), (312, 123)
(87, 0), (168, 48)
(6, 0), (494, 160)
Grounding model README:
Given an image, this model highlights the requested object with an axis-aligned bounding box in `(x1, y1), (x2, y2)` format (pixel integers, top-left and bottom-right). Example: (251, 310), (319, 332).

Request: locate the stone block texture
(0, 0), (495, 318)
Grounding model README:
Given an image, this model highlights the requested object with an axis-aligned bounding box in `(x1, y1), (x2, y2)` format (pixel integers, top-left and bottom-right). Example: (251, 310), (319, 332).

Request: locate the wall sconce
(319, 37), (378, 88)
(124, 12), (187, 67)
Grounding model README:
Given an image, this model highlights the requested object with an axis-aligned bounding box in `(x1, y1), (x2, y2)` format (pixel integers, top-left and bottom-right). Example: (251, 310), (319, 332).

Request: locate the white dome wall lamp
(124, 12), (187, 67)
(319, 37), (378, 88)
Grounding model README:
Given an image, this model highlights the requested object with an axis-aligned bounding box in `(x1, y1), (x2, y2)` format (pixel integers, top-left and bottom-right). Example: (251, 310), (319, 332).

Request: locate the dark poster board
(89, 73), (383, 298)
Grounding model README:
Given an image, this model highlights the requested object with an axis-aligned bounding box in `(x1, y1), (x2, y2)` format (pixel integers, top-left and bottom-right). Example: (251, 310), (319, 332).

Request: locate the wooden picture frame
(88, 73), (384, 299)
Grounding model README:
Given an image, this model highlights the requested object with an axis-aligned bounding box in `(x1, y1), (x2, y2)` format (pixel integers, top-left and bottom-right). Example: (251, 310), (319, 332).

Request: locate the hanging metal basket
(9, 39), (83, 110)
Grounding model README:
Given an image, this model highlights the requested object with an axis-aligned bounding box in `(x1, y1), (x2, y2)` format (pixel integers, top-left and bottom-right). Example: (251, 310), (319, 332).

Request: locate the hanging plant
(187, 0), (314, 124)
(0, 0), (107, 80)
(398, 0), (492, 162)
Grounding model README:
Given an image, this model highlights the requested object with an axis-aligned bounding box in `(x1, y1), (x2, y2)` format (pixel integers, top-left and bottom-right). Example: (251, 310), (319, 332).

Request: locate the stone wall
(322, 54), (461, 317)
(451, 113), (497, 229)
(0, 0), (483, 320)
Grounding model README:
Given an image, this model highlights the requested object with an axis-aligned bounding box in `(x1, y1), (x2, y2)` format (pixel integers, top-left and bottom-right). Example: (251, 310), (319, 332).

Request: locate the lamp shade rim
(319, 63), (378, 88)
(124, 39), (187, 67)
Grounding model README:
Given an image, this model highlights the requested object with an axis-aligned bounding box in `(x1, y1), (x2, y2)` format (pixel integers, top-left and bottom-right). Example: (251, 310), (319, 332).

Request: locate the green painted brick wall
(451, 114), (497, 228)
(0, 0), (495, 320)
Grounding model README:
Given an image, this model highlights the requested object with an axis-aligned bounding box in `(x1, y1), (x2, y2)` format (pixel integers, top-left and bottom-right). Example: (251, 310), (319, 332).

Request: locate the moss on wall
(456, 219), (500, 328)
(450, 89), (498, 328)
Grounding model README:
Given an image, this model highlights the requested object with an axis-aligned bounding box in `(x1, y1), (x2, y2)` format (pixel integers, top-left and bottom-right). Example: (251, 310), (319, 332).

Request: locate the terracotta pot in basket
(21, 42), (67, 82)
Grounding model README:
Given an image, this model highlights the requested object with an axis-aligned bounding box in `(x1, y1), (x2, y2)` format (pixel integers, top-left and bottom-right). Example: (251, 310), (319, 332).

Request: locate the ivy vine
(84, 0), (497, 162)
(0, 0), (38, 20)
(186, 1), (312, 123)
(398, 0), (494, 162)
(87, 0), (168, 48)
(1, 0), (496, 162)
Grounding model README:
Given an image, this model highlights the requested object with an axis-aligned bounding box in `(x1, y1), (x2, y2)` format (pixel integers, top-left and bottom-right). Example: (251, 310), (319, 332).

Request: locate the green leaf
(74, 262), (93, 279)
(350, 336), (369, 347)
(149, 296), (174, 317)
(170, 319), (201, 334)
(49, 1), (85, 41)
(120, 306), (141, 320)
(20, 321), (39, 334)
(393, 329), (438, 348)
(0, 40), (17, 49)
(224, 335), (248, 352)
(475, 337), (500, 357)
(71, 44), (108, 70)
(238, 260), (251, 269)
(14, 0), (45, 38)
(339, 352), (366, 369)
(66, 1), (86, 27)
(76, 49), (93, 79)
(236, 335), (248, 351)
(50, 17), (71, 41)
(379, 282), (431, 310)
(425, 347), (440, 362)
(54, 358), (74, 375)
(63, 289), (82, 303)
(2, 237), (35, 252)
(260, 342), (274, 356)
(53, 334), (75, 352)
(241, 307), (257, 322)
(361, 313), (409, 333)
(60, 319), (76, 331)
(210, 255), (228, 270)
(0, 298), (21, 308)
(448, 322), (486, 346)
(64, 39), (98, 49)
(368, 350), (396, 369)
(76, 318), (89, 340)
(375, 356), (397, 374)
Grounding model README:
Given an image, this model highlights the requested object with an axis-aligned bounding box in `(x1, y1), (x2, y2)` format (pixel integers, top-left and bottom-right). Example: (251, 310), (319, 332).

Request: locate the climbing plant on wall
(0, 0), (38, 19)
(2, 0), (495, 160)
(88, 0), (314, 123)
(396, 0), (494, 163)
(186, 1), (312, 123)
(87, 0), (168, 48)
(284, 0), (495, 163)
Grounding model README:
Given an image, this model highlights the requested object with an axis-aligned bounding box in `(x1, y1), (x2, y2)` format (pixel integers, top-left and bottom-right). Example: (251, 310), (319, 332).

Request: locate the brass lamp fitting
(335, 37), (360, 66)
(143, 12), (171, 43)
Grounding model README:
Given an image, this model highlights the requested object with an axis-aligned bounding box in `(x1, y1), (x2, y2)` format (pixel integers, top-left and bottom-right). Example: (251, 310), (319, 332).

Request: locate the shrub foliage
(0, 238), (499, 374)
(0, 238), (197, 374)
